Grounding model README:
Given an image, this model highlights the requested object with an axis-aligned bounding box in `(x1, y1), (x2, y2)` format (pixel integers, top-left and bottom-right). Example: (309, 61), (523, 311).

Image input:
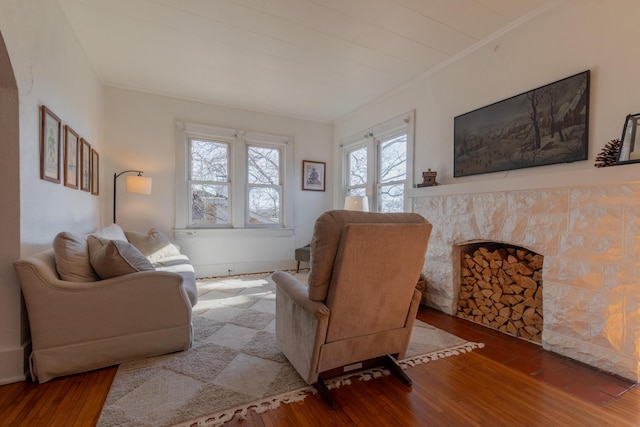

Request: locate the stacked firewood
(456, 246), (543, 343)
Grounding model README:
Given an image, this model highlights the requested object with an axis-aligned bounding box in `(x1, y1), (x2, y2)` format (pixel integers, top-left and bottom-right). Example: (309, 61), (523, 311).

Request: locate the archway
(0, 30), (25, 384)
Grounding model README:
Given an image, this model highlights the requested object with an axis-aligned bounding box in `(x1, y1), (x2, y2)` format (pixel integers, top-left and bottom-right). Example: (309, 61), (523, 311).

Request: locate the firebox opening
(455, 241), (543, 344)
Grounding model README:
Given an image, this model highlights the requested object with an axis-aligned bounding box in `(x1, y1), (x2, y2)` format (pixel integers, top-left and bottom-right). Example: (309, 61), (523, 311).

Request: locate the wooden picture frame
(40, 105), (61, 183)
(80, 138), (91, 192)
(302, 160), (325, 191)
(454, 70), (590, 177)
(63, 125), (79, 189)
(91, 149), (99, 195)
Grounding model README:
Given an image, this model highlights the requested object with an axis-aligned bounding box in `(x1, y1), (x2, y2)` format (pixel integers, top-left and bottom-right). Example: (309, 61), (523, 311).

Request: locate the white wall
(1, 0), (104, 251)
(0, 0), (104, 383)
(335, 0), (640, 189)
(103, 87), (333, 275)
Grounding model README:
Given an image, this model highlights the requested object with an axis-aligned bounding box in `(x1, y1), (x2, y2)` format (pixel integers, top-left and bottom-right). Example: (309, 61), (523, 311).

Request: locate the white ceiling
(58, 0), (554, 122)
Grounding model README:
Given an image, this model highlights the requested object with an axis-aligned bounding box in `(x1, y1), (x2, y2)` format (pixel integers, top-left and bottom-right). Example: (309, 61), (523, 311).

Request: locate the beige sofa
(14, 224), (198, 383)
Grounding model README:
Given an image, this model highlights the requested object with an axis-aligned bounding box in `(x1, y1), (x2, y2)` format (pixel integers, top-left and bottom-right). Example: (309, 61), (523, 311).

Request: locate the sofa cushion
(53, 232), (99, 282)
(125, 229), (181, 262)
(87, 236), (155, 279)
(92, 223), (127, 241)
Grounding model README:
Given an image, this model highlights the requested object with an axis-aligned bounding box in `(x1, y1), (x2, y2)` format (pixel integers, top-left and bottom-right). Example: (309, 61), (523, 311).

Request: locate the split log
(456, 244), (543, 343)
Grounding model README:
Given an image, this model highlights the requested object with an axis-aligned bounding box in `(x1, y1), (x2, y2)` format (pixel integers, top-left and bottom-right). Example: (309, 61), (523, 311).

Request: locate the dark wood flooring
(0, 305), (637, 426)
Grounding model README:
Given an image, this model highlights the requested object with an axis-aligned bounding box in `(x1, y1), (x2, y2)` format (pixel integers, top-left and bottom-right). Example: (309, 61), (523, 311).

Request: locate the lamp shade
(125, 175), (152, 195)
(344, 195), (369, 211)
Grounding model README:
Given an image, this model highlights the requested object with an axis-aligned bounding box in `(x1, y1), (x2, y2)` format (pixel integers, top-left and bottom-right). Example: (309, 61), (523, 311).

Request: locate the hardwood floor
(1, 306), (638, 427)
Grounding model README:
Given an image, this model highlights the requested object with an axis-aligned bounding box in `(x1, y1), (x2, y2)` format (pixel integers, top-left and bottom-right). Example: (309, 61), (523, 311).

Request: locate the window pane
(190, 139), (228, 181)
(248, 146), (280, 185)
(380, 134), (406, 184)
(248, 187), (280, 225)
(348, 147), (367, 186)
(191, 184), (229, 224)
(380, 183), (404, 213)
(347, 187), (366, 197)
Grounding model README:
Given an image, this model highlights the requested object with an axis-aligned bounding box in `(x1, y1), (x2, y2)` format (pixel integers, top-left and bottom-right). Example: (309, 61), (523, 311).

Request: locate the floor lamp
(113, 170), (152, 223)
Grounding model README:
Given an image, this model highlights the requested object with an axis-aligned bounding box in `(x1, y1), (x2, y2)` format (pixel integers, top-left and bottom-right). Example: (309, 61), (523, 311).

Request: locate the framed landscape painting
(454, 70), (590, 177)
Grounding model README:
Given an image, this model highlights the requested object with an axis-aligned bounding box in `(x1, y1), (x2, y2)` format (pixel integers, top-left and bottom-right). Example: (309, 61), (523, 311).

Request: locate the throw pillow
(124, 228), (181, 262)
(53, 232), (99, 282)
(87, 235), (155, 280)
(91, 223), (128, 241)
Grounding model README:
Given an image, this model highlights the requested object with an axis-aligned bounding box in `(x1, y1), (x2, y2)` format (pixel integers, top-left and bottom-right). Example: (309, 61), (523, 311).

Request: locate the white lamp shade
(344, 195), (369, 211)
(125, 175), (152, 195)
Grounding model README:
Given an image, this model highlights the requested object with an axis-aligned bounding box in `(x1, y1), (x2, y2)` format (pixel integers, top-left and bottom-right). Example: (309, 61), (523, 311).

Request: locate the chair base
(314, 354), (411, 409)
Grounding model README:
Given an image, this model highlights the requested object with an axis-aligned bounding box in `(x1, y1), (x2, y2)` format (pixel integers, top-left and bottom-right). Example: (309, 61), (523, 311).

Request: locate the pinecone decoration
(594, 139), (620, 168)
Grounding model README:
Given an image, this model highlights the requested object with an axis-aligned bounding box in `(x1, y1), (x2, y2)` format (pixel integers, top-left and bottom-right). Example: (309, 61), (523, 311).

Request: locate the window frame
(245, 141), (284, 228)
(175, 122), (292, 230)
(188, 137), (232, 227)
(340, 111), (415, 213)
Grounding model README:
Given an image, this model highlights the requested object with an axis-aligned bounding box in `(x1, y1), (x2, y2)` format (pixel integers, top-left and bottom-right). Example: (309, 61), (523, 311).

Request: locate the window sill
(173, 227), (295, 239)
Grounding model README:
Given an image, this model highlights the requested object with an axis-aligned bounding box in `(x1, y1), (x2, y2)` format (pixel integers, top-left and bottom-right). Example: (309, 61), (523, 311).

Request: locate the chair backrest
(306, 211), (432, 342)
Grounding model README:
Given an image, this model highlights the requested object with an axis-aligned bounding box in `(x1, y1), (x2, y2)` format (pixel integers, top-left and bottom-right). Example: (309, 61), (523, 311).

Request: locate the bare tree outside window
(247, 145), (281, 225)
(379, 134), (407, 212)
(189, 139), (230, 225)
(346, 146), (367, 197)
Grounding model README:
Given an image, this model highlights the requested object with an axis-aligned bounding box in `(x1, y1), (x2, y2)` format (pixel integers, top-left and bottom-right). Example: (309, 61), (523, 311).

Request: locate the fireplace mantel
(410, 165), (640, 382)
(408, 162), (640, 198)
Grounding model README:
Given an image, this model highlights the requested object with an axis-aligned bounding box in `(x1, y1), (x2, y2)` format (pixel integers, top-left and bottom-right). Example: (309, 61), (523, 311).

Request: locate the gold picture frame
(91, 149), (99, 195)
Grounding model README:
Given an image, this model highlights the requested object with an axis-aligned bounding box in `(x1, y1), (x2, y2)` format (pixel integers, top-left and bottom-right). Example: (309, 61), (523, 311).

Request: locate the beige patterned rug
(97, 272), (483, 427)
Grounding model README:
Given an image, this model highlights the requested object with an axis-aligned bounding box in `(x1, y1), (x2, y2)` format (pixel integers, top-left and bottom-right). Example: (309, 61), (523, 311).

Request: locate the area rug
(97, 272), (483, 427)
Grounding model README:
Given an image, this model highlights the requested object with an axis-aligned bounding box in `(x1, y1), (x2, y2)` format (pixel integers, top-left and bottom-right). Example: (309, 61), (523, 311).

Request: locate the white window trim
(340, 111), (415, 212)
(175, 121), (293, 229)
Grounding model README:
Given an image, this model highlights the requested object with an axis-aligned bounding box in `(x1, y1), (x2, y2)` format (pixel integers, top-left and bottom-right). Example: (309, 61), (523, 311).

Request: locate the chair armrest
(272, 271), (329, 318)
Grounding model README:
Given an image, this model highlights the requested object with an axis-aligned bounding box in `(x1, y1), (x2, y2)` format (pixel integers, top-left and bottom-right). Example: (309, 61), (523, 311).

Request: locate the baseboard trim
(0, 342), (29, 385)
(193, 260), (296, 278)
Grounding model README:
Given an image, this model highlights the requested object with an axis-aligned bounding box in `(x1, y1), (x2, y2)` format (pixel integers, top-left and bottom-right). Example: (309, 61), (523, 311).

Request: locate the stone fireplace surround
(410, 166), (640, 382)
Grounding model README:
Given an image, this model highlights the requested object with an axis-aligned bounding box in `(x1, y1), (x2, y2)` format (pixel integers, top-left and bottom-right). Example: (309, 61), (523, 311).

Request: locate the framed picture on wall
(40, 105), (61, 183)
(454, 70), (590, 177)
(302, 160), (325, 191)
(80, 138), (91, 192)
(64, 125), (79, 189)
(91, 149), (99, 195)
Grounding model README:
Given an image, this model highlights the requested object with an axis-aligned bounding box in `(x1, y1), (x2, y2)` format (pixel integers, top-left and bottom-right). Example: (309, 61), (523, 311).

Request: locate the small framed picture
(64, 125), (79, 189)
(91, 149), (99, 195)
(302, 160), (325, 191)
(40, 105), (61, 183)
(80, 138), (91, 192)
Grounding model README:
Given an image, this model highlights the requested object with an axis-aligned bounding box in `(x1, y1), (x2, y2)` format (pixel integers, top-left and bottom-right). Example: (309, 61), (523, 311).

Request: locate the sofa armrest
(14, 258), (192, 351)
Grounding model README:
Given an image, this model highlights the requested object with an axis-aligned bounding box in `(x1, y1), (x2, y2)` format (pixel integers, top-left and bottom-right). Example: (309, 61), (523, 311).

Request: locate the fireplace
(410, 168), (640, 382)
(455, 242), (543, 343)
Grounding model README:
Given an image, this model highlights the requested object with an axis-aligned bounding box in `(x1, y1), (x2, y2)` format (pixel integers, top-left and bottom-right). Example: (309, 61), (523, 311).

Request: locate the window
(247, 145), (282, 225)
(378, 133), (407, 212)
(189, 138), (230, 225)
(176, 122), (292, 229)
(342, 112), (414, 213)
